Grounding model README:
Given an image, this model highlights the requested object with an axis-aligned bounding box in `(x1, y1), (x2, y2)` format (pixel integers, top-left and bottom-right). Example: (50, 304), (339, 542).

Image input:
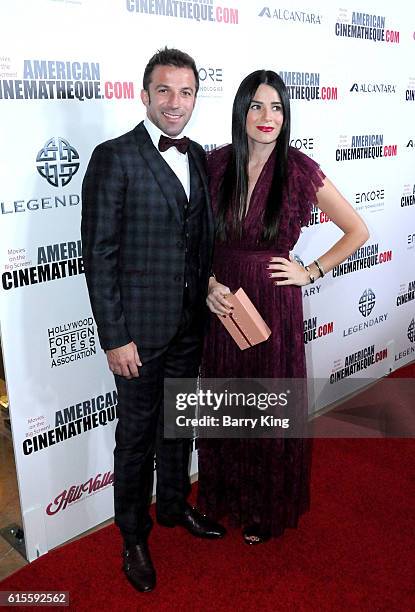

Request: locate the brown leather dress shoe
(122, 542), (156, 592)
(157, 505), (226, 539)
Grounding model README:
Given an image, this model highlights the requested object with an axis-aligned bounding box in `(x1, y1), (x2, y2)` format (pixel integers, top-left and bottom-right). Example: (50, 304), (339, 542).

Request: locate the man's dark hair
(143, 47), (199, 93)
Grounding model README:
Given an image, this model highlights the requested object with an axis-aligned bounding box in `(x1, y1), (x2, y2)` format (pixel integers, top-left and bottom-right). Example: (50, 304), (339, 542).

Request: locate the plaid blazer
(81, 122), (214, 351)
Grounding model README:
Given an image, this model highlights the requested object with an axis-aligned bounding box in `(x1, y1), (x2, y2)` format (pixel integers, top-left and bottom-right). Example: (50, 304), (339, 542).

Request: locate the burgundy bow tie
(158, 135), (189, 154)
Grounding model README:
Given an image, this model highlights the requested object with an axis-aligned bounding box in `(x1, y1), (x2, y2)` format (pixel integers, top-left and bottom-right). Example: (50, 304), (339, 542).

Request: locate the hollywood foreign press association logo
(358, 288), (376, 317)
(408, 319), (415, 343)
(36, 137), (80, 187)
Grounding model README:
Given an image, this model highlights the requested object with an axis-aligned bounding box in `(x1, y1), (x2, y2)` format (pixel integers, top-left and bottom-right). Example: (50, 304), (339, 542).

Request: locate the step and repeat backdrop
(0, 0), (414, 561)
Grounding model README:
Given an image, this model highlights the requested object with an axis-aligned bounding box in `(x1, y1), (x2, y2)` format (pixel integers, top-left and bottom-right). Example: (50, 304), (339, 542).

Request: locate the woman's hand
(268, 256), (311, 286)
(206, 276), (232, 315)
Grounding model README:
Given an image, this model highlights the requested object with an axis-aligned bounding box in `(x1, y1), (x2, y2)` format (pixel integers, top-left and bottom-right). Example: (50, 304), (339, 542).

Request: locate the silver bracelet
(304, 266), (315, 284)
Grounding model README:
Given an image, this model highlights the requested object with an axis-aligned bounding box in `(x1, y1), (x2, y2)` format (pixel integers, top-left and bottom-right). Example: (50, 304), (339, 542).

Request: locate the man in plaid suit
(81, 48), (225, 593)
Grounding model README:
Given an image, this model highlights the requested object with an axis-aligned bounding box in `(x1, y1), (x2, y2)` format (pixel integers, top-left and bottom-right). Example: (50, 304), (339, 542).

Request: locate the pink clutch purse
(217, 288), (271, 350)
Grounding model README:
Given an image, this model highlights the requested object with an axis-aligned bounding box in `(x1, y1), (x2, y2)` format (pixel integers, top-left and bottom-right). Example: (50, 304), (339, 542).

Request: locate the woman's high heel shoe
(242, 524), (271, 545)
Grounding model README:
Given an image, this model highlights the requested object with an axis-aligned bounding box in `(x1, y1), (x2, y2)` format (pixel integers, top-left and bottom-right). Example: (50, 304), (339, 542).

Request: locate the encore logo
(36, 137), (80, 187)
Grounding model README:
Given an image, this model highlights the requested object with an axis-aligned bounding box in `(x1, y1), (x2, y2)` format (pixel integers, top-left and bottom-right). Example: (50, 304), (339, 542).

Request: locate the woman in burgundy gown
(197, 70), (369, 543)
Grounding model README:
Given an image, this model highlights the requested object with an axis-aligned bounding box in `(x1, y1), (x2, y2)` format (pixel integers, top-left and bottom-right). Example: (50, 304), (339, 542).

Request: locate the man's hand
(106, 341), (142, 379)
(206, 276), (232, 315)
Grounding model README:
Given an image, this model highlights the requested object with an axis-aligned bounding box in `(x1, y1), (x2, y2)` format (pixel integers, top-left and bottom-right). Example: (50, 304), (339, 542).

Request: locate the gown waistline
(214, 245), (289, 262)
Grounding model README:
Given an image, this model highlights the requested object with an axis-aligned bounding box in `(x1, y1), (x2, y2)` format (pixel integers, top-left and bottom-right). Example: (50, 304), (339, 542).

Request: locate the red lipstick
(256, 126), (274, 132)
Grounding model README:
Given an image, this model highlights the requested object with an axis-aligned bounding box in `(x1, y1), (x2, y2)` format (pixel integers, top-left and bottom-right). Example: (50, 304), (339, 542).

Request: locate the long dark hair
(216, 70), (291, 242)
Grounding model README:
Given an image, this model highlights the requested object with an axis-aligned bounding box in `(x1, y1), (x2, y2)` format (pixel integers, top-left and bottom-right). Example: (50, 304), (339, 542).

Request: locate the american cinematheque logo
(336, 134), (397, 161)
(46, 470), (114, 516)
(0, 58), (135, 101)
(401, 184), (415, 208)
(330, 343), (388, 383)
(396, 280), (415, 307)
(126, 0), (239, 24)
(303, 315), (334, 344)
(36, 137), (80, 187)
(331, 243), (392, 278)
(2, 240), (84, 290)
(406, 77), (415, 101)
(334, 9), (399, 43)
(279, 69), (337, 101)
(22, 390), (118, 456)
(48, 317), (97, 368)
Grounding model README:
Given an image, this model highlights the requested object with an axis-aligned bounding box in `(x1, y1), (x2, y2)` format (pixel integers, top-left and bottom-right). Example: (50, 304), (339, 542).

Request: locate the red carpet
(1, 438), (414, 611)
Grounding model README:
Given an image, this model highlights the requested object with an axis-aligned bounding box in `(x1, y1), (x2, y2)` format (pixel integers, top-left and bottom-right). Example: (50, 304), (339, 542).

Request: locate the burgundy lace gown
(197, 145), (325, 537)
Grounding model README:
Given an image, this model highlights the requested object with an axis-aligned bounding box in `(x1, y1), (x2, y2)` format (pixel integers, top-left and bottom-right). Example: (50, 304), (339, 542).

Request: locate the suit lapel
(133, 122), (182, 225)
(188, 142), (214, 241)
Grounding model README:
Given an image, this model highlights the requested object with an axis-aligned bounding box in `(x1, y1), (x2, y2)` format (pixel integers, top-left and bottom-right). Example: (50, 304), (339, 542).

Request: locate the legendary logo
(408, 319), (415, 343)
(358, 288), (375, 317)
(36, 137), (80, 187)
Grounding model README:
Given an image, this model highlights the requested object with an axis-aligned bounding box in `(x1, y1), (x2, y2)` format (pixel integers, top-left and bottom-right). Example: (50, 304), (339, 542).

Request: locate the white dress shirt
(143, 116), (190, 199)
